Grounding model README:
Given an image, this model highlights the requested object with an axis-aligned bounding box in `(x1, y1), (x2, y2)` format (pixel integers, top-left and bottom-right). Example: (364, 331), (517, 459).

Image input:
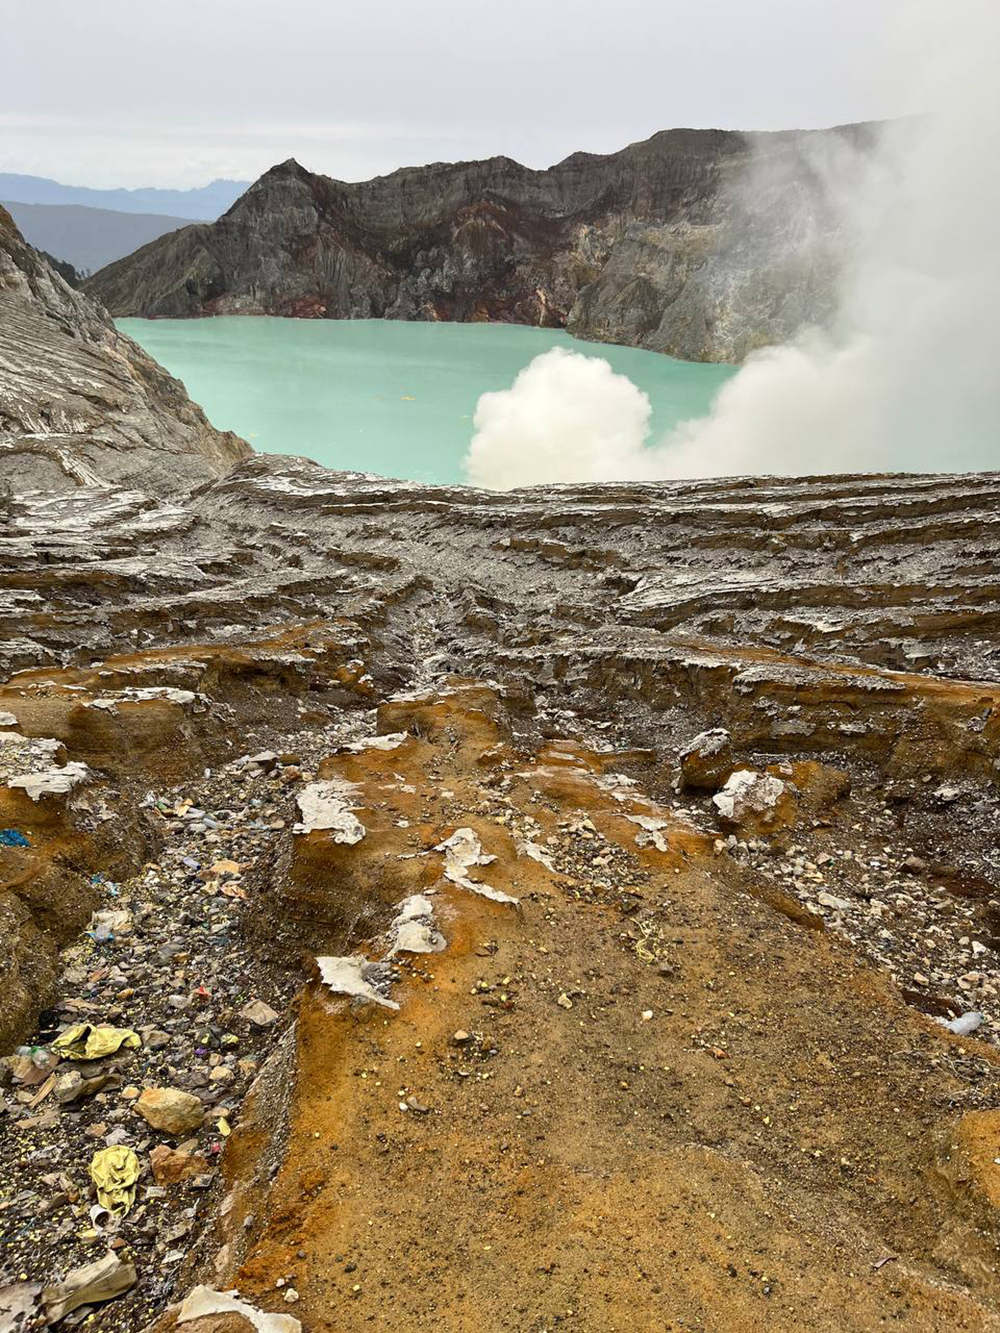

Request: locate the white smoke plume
(464, 1), (999, 489)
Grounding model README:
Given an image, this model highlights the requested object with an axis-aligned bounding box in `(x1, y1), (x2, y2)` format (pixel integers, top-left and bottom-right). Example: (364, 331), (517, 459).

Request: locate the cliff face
(85, 125), (875, 362)
(0, 206), (249, 495)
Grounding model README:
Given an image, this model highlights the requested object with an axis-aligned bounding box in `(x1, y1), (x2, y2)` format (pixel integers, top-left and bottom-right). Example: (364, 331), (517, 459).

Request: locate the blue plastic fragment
(0, 829), (30, 848)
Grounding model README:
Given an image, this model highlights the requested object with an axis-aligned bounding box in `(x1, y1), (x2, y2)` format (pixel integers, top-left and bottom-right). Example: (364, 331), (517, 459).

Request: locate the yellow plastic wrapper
(89, 1146), (140, 1215)
(52, 1024), (142, 1060)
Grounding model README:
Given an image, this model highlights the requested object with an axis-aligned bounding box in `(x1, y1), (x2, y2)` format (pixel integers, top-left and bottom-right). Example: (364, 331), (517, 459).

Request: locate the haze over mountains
(0, 173), (249, 274)
(0, 173), (249, 219)
(0, 200), (196, 275)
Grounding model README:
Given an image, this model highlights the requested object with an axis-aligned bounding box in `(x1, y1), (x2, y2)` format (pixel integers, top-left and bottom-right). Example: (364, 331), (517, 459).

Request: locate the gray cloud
(3, 0), (917, 187)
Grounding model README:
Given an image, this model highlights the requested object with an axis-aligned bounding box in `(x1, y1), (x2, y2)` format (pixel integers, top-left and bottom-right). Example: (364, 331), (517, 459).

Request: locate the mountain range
(0, 174), (249, 276)
(83, 124), (876, 363)
(0, 173), (249, 219)
(0, 199), (195, 274)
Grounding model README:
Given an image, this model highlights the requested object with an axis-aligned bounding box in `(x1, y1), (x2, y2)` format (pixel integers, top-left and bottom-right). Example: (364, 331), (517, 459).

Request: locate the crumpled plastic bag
(52, 1024), (141, 1061)
(42, 1252), (136, 1324)
(89, 1146), (140, 1215)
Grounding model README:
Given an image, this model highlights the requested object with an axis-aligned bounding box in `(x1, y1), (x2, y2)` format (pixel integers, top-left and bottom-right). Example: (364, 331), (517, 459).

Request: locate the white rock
(294, 779), (365, 841)
(436, 828), (517, 903)
(386, 895), (446, 956)
(177, 1286), (301, 1333)
(316, 955), (399, 1010)
(712, 770), (786, 824)
(9, 761), (91, 801)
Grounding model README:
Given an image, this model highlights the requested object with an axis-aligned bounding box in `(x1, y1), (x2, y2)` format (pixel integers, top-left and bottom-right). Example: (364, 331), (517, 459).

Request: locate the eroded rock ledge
(4, 461), (1000, 1332)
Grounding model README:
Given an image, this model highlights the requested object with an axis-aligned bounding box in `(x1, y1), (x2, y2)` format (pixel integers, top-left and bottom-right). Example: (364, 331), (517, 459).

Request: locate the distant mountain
(0, 174), (249, 221)
(2, 200), (193, 274)
(86, 124), (879, 364)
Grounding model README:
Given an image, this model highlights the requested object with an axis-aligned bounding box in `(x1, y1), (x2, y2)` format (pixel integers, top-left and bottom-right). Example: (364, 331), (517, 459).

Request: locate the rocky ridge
(3, 453), (1000, 1329)
(0, 209), (248, 495)
(84, 124), (877, 363)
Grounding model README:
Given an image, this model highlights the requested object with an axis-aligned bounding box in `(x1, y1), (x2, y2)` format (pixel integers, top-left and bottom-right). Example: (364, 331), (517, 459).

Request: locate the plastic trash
(936, 1011), (984, 1036)
(52, 1024), (141, 1060)
(89, 1146), (140, 1215)
(84, 909), (132, 945)
(0, 828), (30, 848)
(42, 1253), (136, 1324)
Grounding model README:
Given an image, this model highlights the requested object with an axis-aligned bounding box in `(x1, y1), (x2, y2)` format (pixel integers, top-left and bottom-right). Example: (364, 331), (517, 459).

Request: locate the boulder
(134, 1087), (204, 1136)
(149, 1144), (211, 1185)
(679, 728), (734, 791)
(712, 769), (793, 835)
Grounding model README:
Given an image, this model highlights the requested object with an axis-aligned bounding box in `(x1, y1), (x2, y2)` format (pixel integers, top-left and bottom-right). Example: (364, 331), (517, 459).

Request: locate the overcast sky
(3, 0), (925, 189)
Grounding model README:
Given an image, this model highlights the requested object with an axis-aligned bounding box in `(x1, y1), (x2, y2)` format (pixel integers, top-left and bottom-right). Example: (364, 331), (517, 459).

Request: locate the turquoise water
(118, 317), (736, 485)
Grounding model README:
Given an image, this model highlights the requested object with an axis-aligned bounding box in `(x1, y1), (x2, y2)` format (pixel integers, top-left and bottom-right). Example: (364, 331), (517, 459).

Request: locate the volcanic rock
(0, 206), (248, 496)
(679, 727), (734, 790)
(149, 1145), (211, 1185)
(85, 124), (880, 363)
(134, 1087), (205, 1135)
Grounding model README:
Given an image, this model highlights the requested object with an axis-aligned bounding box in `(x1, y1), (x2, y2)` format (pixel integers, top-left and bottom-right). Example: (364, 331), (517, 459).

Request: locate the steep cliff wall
(85, 124), (877, 363)
(0, 206), (249, 495)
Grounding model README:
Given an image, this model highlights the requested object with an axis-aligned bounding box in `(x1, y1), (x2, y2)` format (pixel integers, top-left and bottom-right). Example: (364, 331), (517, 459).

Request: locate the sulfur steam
(464, 0), (999, 489)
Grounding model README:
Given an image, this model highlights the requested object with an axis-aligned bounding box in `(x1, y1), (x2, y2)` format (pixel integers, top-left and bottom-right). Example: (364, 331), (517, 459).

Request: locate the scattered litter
(89, 1146), (140, 1215)
(937, 1011), (984, 1036)
(42, 1253), (136, 1325)
(52, 1024), (141, 1061)
(85, 909), (133, 944)
(0, 828), (30, 848)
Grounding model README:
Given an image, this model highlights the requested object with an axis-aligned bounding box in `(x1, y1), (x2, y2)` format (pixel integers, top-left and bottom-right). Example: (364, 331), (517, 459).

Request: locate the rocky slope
(4, 457), (1000, 1329)
(0, 208), (249, 495)
(84, 124), (877, 362)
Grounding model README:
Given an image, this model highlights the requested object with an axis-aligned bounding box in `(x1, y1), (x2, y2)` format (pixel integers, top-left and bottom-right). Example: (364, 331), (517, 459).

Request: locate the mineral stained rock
(8, 220), (1000, 1331)
(84, 123), (880, 363)
(0, 207), (249, 495)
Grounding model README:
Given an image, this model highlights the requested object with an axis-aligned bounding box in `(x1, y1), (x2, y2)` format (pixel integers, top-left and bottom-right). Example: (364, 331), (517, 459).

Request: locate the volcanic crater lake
(118, 317), (736, 485)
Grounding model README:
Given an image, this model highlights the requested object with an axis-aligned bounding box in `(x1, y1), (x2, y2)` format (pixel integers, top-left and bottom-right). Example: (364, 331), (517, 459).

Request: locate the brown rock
(149, 1144), (211, 1185)
(134, 1087), (204, 1135)
(679, 728), (734, 791)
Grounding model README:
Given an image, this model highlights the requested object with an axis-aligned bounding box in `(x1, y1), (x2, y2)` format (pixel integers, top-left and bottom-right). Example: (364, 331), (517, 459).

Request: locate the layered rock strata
(0, 208), (249, 495)
(85, 124), (878, 363)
